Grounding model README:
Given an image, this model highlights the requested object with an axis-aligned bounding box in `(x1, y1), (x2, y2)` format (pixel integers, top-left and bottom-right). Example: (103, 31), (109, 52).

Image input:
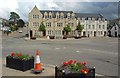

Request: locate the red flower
(74, 60), (77, 63)
(63, 62), (69, 66)
(85, 69), (89, 74)
(83, 62), (86, 65)
(69, 60), (73, 64)
(79, 62), (83, 65)
(17, 53), (22, 57)
(80, 69), (85, 73)
(10, 52), (15, 57)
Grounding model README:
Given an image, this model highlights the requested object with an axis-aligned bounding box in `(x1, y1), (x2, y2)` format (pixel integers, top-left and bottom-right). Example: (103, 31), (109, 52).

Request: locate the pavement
(2, 58), (55, 76)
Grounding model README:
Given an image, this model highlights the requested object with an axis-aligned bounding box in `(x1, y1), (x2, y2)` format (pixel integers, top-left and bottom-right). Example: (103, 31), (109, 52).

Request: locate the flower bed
(6, 52), (34, 71)
(55, 60), (95, 78)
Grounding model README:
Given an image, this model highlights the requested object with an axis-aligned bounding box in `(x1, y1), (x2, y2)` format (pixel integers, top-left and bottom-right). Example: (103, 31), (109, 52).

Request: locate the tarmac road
(1, 30), (119, 77)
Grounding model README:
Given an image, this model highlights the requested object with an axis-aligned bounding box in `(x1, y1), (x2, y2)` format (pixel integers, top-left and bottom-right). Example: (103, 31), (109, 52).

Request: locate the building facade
(108, 18), (120, 37)
(28, 6), (107, 38)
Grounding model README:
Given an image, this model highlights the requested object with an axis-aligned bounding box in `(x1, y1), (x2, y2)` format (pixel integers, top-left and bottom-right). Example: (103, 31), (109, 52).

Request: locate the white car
(19, 30), (22, 33)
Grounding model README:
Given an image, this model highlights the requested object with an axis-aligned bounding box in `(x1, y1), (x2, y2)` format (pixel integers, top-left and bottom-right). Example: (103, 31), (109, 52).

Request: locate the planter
(6, 56), (34, 71)
(63, 36), (67, 39)
(49, 36), (55, 39)
(74, 36), (81, 39)
(55, 66), (95, 78)
(31, 37), (36, 40)
(55, 60), (95, 78)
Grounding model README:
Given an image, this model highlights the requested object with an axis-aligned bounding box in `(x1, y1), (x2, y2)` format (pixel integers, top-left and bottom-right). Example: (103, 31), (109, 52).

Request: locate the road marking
(76, 50), (80, 53)
(41, 63), (55, 68)
(83, 48), (118, 55)
(95, 73), (104, 76)
(63, 47), (66, 49)
(55, 48), (60, 50)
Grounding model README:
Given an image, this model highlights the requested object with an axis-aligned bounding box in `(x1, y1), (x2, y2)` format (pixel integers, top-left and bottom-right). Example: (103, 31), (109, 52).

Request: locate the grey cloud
(0, 2), (118, 22)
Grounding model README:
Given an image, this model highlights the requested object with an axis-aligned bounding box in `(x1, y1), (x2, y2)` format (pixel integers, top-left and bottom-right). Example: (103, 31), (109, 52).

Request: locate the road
(1, 29), (119, 77)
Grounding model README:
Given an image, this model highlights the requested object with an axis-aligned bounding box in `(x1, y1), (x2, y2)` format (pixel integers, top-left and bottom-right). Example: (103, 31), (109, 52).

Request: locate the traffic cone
(33, 50), (43, 74)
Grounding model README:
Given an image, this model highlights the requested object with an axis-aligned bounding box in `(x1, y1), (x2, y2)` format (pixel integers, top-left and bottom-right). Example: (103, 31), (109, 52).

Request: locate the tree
(17, 19), (25, 28)
(64, 25), (71, 35)
(76, 21), (83, 37)
(9, 12), (20, 25)
(39, 22), (46, 36)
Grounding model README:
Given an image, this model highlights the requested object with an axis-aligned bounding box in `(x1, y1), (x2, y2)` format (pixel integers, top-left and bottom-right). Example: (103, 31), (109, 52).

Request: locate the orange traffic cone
(33, 50), (43, 74)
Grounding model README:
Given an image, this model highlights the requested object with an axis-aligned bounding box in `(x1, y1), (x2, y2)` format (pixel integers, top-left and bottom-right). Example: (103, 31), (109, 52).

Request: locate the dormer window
(98, 18), (101, 21)
(92, 18), (95, 21)
(45, 15), (48, 19)
(56, 15), (60, 19)
(61, 16), (64, 19)
(49, 15), (52, 19)
(72, 16), (74, 19)
(88, 18), (91, 20)
(67, 16), (70, 19)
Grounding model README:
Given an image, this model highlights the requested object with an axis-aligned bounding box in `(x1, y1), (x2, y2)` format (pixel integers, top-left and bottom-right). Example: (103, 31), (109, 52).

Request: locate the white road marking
(76, 51), (80, 52)
(55, 48), (60, 50)
(63, 47), (66, 49)
(83, 48), (118, 55)
(95, 73), (104, 76)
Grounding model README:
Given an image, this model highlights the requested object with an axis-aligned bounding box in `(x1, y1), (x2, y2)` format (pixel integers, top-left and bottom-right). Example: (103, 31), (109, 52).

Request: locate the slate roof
(75, 13), (105, 20)
(40, 10), (106, 20)
(40, 10), (73, 18)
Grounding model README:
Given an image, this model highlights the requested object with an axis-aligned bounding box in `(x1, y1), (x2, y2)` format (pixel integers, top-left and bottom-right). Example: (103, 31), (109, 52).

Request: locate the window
(49, 15), (52, 19)
(45, 15), (48, 19)
(89, 25), (91, 29)
(56, 15), (60, 19)
(98, 31), (100, 35)
(48, 30), (53, 35)
(72, 30), (75, 35)
(71, 23), (74, 26)
(61, 16), (64, 19)
(72, 16), (74, 19)
(57, 23), (63, 27)
(67, 16), (70, 19)
(68, 23), (74, 27)
(88, 18), (91, 20)
(103, 25), (105, 29)
(33, 15), (39, 19)
(101, 31), (103, 35)
(82, 25), (84, 29)
(115, 27), (117, 30)
(33, 22), (39, 26)
(46, 22), (51, 27)
(91, 31), (92, 35)
(99, 25), (101, 29)
(92, 25), (95, 29)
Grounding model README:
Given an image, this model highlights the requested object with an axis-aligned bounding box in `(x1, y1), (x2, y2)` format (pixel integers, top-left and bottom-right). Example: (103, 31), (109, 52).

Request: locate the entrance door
(115, 32), (117, 37)
(62, 30), (65, 35)
(43, 31), (46, 36)
(104, 31), (106, 36)
(83, 31), (86, 36)
(30, 30), (33, 38)
(108, 30), (111, 37)
(94, 31), (96, 37)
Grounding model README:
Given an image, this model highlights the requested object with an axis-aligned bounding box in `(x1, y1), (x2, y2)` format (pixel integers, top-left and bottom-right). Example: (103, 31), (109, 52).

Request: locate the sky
(0, 0), (119, 22)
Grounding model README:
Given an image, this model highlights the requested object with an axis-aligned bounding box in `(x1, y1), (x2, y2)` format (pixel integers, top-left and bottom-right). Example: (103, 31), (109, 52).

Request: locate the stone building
(28, 6), (107, 38)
